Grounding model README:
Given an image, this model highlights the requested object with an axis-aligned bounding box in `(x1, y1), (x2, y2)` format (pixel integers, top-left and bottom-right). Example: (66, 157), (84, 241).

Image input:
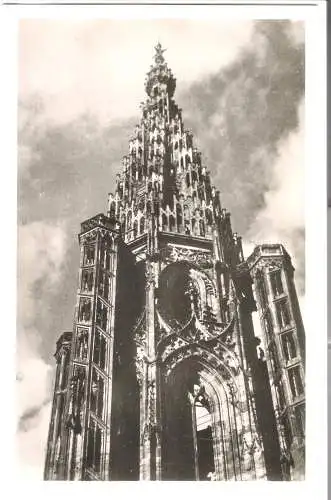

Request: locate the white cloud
(16, 337), (54, 479)
(18, 222), (67, 328)
(17, 222), (67, 478)
(17, 402), (52, 480)
(18, 143), (41, 175)
(247, 99), (304, 270)
(17, 338), (53, 422)
(18, 99), (46, 175)
(19, 19), (254, 124)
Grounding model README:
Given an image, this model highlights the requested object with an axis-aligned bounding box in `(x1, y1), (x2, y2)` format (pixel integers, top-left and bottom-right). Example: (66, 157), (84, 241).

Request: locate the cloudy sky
(17, 18), (305, 479)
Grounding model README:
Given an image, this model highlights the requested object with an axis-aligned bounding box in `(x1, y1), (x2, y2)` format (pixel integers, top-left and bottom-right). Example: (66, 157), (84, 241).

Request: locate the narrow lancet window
(270, 270), (284, 297)
(276, 300), (291, 330)
(91, 369), (105, 420)
(288, 366), (304, 398)
(281, 331), (297, 361)
(86, 420), (103, 473)
(93, 330), (106, 371)
(83, 245), (95, 266)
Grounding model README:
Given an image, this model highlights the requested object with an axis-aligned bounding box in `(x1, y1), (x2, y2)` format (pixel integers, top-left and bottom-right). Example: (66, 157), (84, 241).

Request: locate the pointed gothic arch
(161, 351), (263, 481)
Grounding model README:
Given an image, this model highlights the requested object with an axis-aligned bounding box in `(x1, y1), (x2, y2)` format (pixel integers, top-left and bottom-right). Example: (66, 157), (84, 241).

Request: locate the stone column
(140, 259), (160, 480)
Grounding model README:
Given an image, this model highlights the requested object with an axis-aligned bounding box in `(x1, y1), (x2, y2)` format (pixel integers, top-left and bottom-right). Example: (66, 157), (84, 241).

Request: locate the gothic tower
(44, 44), (305, 481)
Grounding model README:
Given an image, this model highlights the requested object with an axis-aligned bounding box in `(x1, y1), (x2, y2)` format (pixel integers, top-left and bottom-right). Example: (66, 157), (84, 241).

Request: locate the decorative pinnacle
(154, 42), (166, 65)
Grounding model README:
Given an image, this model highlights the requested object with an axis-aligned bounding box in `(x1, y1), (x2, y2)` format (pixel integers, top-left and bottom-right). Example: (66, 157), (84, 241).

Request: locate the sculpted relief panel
(161, 244), (213, 269)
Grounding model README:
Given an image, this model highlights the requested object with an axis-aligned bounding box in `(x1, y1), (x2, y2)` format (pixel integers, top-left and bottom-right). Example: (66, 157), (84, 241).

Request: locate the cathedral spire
(108, 44), (230, 248)
(44, 42), (305, 483)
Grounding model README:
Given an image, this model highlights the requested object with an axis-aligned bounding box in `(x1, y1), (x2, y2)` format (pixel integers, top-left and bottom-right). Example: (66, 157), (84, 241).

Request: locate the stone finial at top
(144, 42), (176, 98)
(154, 42), (167, 65)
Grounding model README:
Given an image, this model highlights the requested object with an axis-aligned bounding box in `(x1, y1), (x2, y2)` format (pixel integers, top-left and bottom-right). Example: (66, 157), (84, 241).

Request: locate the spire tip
(154, 41), (167, 64)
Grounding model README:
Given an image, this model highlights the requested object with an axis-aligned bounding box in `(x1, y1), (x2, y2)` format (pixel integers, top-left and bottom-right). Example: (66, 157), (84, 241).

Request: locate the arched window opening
(192, 219), (197, 236)
(79, 298), (91, 323)
(137, 165), (141, 181)
(138, 199), (144, 212)
(109, 201), (116, 217)
(86, 420), (103, 474)
(81, 269), (93, 292)
(186, 172), (191, 188)
(127, 211), (132, 230)
(75, 329), (88, 360)
(199, 220), (205, 237)
(96, 299), (108, 332)
(169, 215), (176, 232)
(121, 213), (126, 234)
(206, 210), (213, 226)
(133, 220), (138, 239)
(91, 369), (105, 421)
(98, 270), (111, 301)
(256, 270), (268, 311)
(162, 213), (168, 231)
(83, 245), (95, 266)
(93, 330), (106, 370)
(176, 205), (183, 231)
(140, 217), (145, 234)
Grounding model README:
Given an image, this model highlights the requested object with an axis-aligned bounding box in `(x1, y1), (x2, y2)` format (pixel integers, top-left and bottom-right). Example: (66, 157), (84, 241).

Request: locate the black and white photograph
(11, 2), (326, 488)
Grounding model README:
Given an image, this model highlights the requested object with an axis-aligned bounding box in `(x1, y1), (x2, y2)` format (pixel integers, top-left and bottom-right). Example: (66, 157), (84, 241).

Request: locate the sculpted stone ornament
(145, 261), (157, 288)
(133, 309), (148, 388)
(135, 346), (145, 388)
(141, 423), (161, 446)
(162, 245), (213, 268)
(133, 310), (147, 347)
(156, 303), (236, 349)
(155, 306), (239, 384)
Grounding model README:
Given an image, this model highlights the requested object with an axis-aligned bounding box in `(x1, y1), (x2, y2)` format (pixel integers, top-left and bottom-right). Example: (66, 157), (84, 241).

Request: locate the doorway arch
(161, 354), (251, 481)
